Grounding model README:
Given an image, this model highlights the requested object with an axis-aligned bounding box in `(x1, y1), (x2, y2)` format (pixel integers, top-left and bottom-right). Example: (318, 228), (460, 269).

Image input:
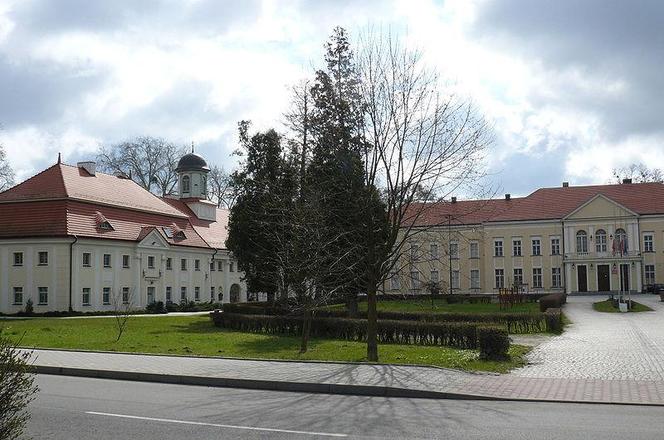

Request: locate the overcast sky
(1, 0), (662, 196)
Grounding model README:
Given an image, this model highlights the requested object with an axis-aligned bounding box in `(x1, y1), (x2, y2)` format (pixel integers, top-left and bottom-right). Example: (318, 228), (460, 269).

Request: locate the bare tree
(208, 165), (236, 208)
(112, 288), (134, 342)
(356, 30), (490, 361)
(97, 137), (187, 196)
(283, 79), (313, 186)
(0, 143), (15, 191)
(0, 331), (38, 439)
(612, 163), (663, 183)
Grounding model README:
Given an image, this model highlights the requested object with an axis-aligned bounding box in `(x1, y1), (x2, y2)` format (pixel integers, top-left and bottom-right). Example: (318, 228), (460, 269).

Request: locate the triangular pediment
(137, 228), (170, 248)
(565, 194), (637, 220)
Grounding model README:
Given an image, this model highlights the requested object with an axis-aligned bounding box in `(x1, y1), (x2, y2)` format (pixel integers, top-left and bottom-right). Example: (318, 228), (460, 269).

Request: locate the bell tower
(175, 146), (216, 221)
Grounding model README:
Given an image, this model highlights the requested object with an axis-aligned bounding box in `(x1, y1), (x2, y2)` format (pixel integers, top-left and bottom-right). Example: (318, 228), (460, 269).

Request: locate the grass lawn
(325, 298), (541, 314)
(0, 315), (529, 373)
(593, 299), (654, 313)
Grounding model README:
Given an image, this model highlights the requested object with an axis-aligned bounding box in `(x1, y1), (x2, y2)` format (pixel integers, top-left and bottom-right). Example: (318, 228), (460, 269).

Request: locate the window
(552, 268), (562, 288)
(147, 256), (155, 269)
(37, 286), (48, 305)
(595, 229), (607, 253)
(182, 175), (190, 193)
(122, 254), (130, 268)
(470, 242), (479, 259)
(495, 269), (504, 288)
(13, 287), (23, 305)
(644, 234), (654, 253)
(210, 261), (215, 271)
(532, 268), (542, 288)
(102, 287), (111, 305)
(13, 252), (23, 266)
(217, 261), (223, 271)
(82, 288), (91, 306)
(122, 287), (130, 304)
(180, 286), (187, 302)
(181, 259), (187, 271)
(512, 239), (522, 256)
(165, 286), (172, 303)
(38, 251), (48, 266)
(576, 230), (588, 254)
(390, 273), (400, 290)
(166, 258), (172, 270)
(646, 265), (656, 285)
(147, 286), (155, 304)
(229, 261), (234, 272)
(194, 286), (200, 301)
(410, 243), (419, 260)
(202, 176), (207, 196)
(449, 241), (459, 259)
(615, 228), (628, 253)
(531, 238), (541, 256)
(210, 286), (215, 300)
(218, 286), (223, 302)
(551, 237), (560, 255)
(513, 268), (523, 286)
(195, 259), (200, 271)
(430, 243), (439, 259)
(82, 252), (91, 267)
(103, 253), (112, 268)
(451, 270), (460, 289)
(430, 270), (439, 283)
(470, 270), (480, 289)
(410, 271), (420, 290)
(494, 240), (503, 257)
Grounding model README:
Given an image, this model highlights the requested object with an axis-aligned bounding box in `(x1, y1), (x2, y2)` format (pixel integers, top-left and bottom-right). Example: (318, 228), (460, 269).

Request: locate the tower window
(182, 175), (190, 193)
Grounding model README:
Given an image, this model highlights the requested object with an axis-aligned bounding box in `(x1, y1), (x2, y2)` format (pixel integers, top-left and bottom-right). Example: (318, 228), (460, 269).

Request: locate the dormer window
(163, 224), (186, 240)
(182, 175), (190, 193)
(95, 211), (114, 231)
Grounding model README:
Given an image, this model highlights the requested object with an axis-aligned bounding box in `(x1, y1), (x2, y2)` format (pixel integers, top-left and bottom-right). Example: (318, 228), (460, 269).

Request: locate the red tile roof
(0, 163), (185, 217)
(0, 161), (230, 249)
(405, 198), (519, 226)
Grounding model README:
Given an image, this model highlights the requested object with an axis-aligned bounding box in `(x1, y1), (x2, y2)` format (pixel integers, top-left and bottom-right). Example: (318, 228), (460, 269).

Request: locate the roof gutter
(69, 235), (78, 312)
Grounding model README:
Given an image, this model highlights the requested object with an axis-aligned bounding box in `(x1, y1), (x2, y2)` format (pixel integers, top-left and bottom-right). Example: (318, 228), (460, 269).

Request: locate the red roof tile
(161, 197), (229, 249)
(0, 200), (69, 238)
(405, 198), (519, 227)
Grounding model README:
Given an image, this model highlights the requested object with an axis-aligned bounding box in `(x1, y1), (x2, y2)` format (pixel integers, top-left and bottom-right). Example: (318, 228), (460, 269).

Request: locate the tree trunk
(300, 308), (312, 353)
(366, 282), (378, 362)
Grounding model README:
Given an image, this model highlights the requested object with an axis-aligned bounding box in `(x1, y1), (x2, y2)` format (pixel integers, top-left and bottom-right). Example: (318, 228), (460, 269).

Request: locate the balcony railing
(564, 250), (641, 260)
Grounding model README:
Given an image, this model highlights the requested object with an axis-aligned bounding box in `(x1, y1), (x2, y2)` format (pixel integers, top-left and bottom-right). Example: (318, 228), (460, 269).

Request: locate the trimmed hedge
(478, 326), (510, 360)
(210, 312), (503, 350)
(539, 293), (567, 312)
(544, 308), (563, 333)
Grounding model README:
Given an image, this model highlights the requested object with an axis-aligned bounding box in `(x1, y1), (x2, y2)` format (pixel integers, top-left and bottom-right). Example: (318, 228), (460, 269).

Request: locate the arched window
(230, 284), (241, 303)
(182, 175), (190, 193)
(576, 230), (588, 254)
(201, 176), (207, 197)
(614, 228), (628, 254)
(595, 229), (607, 253)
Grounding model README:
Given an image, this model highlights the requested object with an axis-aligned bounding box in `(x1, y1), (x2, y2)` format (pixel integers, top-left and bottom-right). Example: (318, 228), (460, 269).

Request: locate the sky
(0, 0), (662, 197)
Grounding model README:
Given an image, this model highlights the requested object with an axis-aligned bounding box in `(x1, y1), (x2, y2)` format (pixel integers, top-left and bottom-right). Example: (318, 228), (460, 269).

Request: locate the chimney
(622, 178), (632, 184)
(505, 193), (511, 201)
(77, 161), (96, 176)
(562, 182), (569, 187)
(451, 196), (457, 203)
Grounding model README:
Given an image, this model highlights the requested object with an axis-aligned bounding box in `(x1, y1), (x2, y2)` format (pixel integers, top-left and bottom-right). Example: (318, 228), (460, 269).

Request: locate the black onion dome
(175, 153), (210, 172)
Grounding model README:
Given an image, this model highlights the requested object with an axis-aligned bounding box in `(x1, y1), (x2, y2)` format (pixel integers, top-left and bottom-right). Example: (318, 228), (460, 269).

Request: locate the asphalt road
(28, 374), (664, 440)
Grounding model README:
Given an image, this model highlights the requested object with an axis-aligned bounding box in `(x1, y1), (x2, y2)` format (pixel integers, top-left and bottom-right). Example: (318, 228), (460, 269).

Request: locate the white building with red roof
(394, 179), (664, 296)
(0, 152), (245, 314)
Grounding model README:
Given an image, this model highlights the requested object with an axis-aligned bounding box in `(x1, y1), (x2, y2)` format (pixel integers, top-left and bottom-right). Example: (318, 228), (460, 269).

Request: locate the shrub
(544, 308), (563, 333)
(210, 312), (503, 350)
(478, 326), (510, 360)
(24, 299), (34, 316)
(539, 293), (567, 312)
(145, 301), (167, 314)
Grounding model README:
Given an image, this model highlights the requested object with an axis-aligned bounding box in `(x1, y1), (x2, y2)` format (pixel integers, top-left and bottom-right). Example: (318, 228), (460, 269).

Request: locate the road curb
(32, 364), (664, 406)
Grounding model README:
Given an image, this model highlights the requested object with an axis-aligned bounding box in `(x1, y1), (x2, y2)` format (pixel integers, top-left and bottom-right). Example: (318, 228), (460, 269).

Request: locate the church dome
(175, 153), (210, 172)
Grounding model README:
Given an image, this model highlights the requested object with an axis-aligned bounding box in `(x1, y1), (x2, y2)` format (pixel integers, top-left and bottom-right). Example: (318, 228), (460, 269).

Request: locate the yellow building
(0, 153), (245, 314)
(391, 180), (664, 295)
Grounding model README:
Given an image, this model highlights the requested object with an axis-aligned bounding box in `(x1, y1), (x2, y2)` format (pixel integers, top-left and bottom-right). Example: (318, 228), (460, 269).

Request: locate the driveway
(511, 294), (664, 380)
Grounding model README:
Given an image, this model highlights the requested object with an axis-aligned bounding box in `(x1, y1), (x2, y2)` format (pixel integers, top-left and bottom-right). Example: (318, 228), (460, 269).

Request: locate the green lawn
(326, 299), (540, 314)
(593, 299), (654, 313)
(1, 315), (528, 373)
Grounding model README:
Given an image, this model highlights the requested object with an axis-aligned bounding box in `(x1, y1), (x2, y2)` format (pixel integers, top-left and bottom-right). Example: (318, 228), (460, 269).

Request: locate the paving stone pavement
(511, 294), (664, 381)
